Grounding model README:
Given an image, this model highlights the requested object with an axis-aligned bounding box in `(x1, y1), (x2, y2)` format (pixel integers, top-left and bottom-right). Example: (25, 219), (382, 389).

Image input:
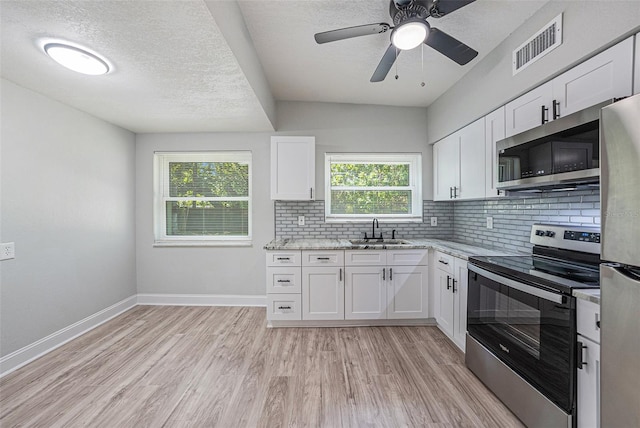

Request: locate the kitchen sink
(349, 239), (411, 247)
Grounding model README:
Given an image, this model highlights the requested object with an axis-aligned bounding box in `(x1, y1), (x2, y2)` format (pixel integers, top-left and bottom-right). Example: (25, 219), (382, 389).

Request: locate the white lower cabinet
(434, 251), (468, 351)
(577, 298), (601, 428)
(266, 251), (303, 320)
(345, 249), (429, 320)
(302, 266), (344, 320)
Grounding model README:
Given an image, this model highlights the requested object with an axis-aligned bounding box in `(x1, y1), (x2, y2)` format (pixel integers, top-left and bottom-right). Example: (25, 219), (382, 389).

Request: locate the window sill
(153, 240), (252, 248)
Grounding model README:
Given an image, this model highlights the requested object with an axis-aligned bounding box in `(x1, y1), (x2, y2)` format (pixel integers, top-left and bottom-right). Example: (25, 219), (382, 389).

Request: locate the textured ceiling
(0, 0), (548, 133)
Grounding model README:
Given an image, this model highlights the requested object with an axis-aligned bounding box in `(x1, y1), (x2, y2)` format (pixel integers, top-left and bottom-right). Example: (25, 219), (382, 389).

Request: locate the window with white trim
(154, 152), (251, 245)
(325, 153), (422, 222)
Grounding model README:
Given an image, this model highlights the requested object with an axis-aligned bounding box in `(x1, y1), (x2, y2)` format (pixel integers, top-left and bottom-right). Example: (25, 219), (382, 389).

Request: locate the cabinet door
(635, 33), (640, 95)
(458, 117), (486, 200)
(302, 266), (344, 320)
(505, 81), (553, 137)
(345, 267), (386, 320)
(270, 136), (315, 200)
(436, 268), (455, 337)
(387, 265), (429, 319)
(452, 259), (468, 351)
(484, 107), (506, 198)
(553, 37), (633, 118)
(577, 337), (600, 428)
(433, 134), (460, 201)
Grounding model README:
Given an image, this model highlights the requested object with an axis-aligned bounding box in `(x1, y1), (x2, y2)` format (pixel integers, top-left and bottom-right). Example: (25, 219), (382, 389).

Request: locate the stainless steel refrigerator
(600, 93), (640, 427)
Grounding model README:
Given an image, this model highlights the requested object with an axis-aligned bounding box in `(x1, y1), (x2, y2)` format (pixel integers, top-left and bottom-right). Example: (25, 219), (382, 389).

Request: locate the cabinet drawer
(434, 251), (454, 275)
(266, 294), (302, 321)
(577, 298), (600, 343)
(266, 251), (301, 267)
(387, 249), (428, 266)
(345, 250), (387, 266)
(302, 250), (344, 267)
(267, 267), (302, 294)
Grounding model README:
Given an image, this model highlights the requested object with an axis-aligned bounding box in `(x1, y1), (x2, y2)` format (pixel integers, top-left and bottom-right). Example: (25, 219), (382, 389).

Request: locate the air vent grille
(513, 14), (563, 75)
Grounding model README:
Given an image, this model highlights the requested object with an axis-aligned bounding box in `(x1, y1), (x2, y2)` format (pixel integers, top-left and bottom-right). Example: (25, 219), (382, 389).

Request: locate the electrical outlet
(1, 242), (15, 261)
(430, 217), (437, 227)
(486, 217), (494, 229)
(298, 215), (305, 226)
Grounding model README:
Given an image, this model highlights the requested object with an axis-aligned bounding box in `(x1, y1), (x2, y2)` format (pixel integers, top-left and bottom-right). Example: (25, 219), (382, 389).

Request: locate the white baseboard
(0, 295), (138, 378)
(137, 293), (267, 307)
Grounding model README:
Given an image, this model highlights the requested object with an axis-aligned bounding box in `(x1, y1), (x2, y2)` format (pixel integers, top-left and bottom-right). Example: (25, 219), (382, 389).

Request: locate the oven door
(467, 264), (576, 413)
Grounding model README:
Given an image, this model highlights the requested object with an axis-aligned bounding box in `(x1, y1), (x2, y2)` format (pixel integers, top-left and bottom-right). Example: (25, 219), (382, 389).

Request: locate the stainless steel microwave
(496, 100), (614, 191)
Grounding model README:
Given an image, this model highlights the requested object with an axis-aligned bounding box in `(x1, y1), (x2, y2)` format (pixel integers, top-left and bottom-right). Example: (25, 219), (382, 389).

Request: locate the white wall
(135, 101), (429, 295)
(0, 79), (137, 356)
(426, 0), (640, 144)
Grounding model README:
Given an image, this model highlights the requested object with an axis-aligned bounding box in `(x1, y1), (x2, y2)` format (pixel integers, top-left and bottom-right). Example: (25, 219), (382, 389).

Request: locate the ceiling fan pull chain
(421, 44), (425, 87)
(395, 47), (399, 80)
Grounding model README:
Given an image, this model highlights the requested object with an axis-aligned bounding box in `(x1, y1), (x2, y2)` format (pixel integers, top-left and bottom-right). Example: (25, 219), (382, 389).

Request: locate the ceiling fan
(314, 0), (479, 82)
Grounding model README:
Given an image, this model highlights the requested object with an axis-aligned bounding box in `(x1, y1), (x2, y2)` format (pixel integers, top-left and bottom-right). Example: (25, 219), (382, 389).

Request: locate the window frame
(153, 151), (252, 246)
(324, 153), (422, 223)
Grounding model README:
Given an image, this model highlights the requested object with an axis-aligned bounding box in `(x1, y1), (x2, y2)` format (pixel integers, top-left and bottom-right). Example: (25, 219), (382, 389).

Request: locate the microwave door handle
(468, 264), (563, 304)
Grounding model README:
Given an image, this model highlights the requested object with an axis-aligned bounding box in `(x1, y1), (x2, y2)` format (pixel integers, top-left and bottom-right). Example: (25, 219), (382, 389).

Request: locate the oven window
(468, 269), (576, 413)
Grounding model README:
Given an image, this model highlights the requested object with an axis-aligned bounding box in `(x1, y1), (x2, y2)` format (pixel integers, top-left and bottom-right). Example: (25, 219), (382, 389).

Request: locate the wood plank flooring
(0, 306), (524, 427)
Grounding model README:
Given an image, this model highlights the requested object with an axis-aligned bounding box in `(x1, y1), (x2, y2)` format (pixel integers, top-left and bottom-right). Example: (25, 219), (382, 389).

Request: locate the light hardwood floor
(0, 306), (523, 427)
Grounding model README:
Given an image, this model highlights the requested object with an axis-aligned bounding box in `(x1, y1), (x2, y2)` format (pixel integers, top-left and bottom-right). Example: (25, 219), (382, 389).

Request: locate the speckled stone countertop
(573, 288), (600, 304)
(263, 238), (519, 260)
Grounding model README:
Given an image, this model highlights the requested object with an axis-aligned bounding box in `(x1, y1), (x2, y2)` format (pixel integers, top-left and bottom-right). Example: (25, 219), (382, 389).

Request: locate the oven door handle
(468, 264), (564, 304)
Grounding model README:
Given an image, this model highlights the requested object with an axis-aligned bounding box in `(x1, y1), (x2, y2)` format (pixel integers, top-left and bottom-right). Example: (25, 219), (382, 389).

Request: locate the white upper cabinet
(433, 133), (459, 201)
(553, 36), (633, 118)
(433, 118), (485, 201)
(505, 36), (634, 137)
(505, 81), (553, 137)
(484, 107), (506, 198)
(634, 32), (640, 95)
(458, 117), (486, 200)
(270, 136), (315, 200)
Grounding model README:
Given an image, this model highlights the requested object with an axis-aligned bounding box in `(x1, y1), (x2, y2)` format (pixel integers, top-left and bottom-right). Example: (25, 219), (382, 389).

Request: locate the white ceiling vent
(513, 14), (563, 75)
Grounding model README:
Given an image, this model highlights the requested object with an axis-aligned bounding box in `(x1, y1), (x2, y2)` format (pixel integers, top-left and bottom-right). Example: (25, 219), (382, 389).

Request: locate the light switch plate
(486, 217), (494, 229)
(1, 242), (15, 260)
(298, 215), (305, 226)
(430, 217), (437, 227)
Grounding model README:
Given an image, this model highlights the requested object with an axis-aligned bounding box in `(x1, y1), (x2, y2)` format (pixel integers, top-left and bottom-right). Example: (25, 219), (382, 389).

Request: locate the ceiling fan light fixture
(44, 42), (110, 75)
(391, 20), (429, 50)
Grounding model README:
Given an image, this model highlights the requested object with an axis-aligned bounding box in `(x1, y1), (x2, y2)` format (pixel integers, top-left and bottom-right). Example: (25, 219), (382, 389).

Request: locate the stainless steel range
(465, 223), (601, 428)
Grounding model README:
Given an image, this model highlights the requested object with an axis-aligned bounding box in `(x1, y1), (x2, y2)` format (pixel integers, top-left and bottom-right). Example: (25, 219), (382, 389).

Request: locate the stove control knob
(545, 230), (556, 237)
(535, 230), (545, 236)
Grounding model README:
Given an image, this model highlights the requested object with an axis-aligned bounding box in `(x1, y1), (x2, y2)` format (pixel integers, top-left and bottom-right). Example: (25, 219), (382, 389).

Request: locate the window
(154, 152), (251, 245)
(325, 153), (422, 222)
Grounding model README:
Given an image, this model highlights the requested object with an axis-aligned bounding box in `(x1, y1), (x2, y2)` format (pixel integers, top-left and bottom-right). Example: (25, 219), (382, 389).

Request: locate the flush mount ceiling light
(44, 43), (110, 75)
(391, 19), (429, 50)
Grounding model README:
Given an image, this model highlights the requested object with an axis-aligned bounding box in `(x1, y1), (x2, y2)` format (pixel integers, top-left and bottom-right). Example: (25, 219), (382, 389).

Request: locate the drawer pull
(277, 257), (291, 261)
(577, 341), (587, 369)
(439, 259), (449, 265)
(278, 305), (292, 310)
(276, 279), (291, 283)
(317, 257), (331, 260)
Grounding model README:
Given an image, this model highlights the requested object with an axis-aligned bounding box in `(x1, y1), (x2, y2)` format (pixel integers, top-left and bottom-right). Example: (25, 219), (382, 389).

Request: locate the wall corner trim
(137, 293), (267, 307)
(0, 295), (138, 378)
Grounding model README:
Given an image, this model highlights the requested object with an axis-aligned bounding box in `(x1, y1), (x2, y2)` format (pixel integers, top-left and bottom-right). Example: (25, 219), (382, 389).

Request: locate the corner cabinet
(506, 36), (634, 137)
(433, 251), (468, 352)
(270, 136), (315, 200)
(433, 117), (486, 201)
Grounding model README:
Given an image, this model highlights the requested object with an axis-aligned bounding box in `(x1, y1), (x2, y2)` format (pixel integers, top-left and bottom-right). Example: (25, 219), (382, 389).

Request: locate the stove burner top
(469, 254), (600, 295)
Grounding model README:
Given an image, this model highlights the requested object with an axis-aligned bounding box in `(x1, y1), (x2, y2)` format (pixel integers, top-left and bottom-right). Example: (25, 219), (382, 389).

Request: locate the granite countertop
(573, 288), (600, 304)
(264, 238), (519, 260)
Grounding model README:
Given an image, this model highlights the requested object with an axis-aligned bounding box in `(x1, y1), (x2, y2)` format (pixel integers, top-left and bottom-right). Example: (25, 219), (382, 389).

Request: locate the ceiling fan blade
(429, 0), (476, 17)
(314, 23), (390, 44)
(370, 44), (399, 82)
(425, 27), (478, 65)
